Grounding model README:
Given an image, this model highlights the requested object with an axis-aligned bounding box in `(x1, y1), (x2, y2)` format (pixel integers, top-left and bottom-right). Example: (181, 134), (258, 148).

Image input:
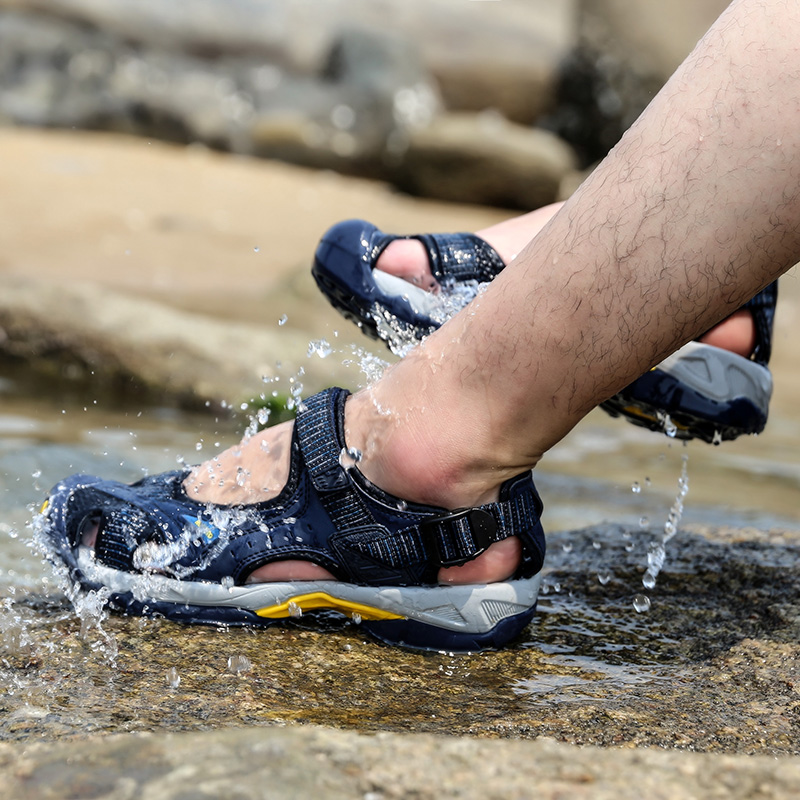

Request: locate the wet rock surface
(5, 726), (800, 800)
(4, 524), (800, 755)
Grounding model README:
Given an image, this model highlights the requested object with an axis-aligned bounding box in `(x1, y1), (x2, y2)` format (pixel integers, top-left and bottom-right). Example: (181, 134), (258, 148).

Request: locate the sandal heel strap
(295, 388), (545, 579)
(415, 486), (544, 569)
(742, 280), (778, 364)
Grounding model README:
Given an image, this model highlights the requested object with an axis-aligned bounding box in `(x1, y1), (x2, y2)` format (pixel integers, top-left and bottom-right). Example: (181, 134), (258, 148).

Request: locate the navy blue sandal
(312, 219), (505, 353)
(312, 218), (777, 442)
(600, 282), (777, 443)
(40, 388), (545, 651)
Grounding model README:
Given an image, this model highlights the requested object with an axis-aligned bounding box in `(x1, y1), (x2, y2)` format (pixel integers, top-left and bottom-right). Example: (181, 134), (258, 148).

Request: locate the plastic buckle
(420, 507), (498, 567)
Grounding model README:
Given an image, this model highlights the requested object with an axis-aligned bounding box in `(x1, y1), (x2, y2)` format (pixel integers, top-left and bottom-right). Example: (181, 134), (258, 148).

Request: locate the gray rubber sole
(658, 340), (772, 411)
(76, 547), (542, 636)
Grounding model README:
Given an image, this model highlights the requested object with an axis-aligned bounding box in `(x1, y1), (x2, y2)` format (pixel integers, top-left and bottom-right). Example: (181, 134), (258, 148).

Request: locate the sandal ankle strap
(296, 388), (545, 577)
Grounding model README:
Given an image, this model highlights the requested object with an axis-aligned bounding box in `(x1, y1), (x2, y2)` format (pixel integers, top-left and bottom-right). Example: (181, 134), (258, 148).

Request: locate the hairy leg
(377, 202), (757, 357)
(189, 0), (800, 583)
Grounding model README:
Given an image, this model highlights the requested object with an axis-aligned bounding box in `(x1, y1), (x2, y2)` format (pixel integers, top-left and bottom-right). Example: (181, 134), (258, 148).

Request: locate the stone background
(0, 0), (729, 208)
(2, 2), (800, 798)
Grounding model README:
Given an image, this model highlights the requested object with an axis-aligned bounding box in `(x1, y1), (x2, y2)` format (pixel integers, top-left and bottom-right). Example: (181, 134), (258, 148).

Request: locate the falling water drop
(633, 594), (651, 613)
(227, 654), (252, 674)
(166, 667), (181, 688)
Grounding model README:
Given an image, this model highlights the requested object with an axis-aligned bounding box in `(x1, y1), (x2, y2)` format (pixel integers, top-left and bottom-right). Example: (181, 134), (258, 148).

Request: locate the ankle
(344, 382), (517, 511)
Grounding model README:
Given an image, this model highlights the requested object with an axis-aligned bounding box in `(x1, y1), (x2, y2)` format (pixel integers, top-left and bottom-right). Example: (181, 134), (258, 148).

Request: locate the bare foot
(180, 406), (521, 586)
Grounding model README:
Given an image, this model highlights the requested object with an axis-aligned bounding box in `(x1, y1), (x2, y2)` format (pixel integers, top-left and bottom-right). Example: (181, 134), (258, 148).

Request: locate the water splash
(370, 279), (489, 356)
(632, 594), (651, 613)
(227, 654), (252, 674)
(642, 453), (689, 590)
(166, 667), (181, 688)
(338, 447), (362, 470)
(307, 339), (332, 359)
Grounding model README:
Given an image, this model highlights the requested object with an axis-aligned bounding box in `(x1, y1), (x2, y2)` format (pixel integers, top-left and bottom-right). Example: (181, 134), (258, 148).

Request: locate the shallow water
(2, 370), (800, 752)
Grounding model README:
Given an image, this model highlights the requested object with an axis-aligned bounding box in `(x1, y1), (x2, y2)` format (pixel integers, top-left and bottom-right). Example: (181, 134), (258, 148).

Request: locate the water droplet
(561, 542), (573, 554)
(31, 469), (42, 479)
(633, 594), (651, 613)
(220, 576), (234, 592)
(166, 667), (181, 688)
(278, 314), (288, 326)
(644, 477), (651, 487)
(631, 481), (641, 494)
(639, 516), (649, 529)
(663, 415), (678, 438)
(227, 654), (252, 674)
(253, 246), (260, 253)
(307, 338), (333, 359)
(592, 540), (602, 550)
(642, 570), (657, 589)
(195, 441), (203, 451)
(338, 447), (362, 470)
(351, 612), (362, 625)
(288, 601), (302, 618)
(396, 500), (408, 512)
(597, 570), (612, 585)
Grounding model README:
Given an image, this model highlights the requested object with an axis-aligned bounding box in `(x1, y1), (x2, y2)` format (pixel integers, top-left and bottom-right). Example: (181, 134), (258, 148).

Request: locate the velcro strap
(417, 489), (539, 567)
(341, 489), (540, 570)
(295, 387), (369, 531)
(418, 232), (505, 284)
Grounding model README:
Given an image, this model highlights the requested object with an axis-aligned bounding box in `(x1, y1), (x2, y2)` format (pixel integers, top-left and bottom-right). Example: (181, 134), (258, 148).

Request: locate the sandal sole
(601, 341), (771, 442)
(76, 548), (541, 652)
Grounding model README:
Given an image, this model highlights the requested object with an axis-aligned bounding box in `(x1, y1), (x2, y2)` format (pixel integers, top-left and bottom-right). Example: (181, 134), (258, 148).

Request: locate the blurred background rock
(0, 0), (729, 209)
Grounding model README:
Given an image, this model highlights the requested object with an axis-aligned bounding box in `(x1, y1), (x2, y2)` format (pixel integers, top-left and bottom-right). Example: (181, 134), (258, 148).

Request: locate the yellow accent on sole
(40, 499), (49, 514)
(255, 591), (405, 621)
(622, 404), (689, 430)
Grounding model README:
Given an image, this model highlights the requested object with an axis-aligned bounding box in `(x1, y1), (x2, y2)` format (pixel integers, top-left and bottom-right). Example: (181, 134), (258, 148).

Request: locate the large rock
(2, 0), (576, 123)
(3, 725), (800, 800)
(0, 277), (315, 409)
(548, 0), (730, 162)
(0, 7), (440, 164)
(398, 112), (577, 209)
(0, 0), (578, 206)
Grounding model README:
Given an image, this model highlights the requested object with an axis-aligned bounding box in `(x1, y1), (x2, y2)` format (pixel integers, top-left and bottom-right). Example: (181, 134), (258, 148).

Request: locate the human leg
(43, 0), (800, 646)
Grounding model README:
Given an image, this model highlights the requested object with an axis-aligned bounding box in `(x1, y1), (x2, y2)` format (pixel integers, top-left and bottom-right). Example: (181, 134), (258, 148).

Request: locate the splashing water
(227, 654), (252, 674)
(370, 278), (489, 356)
(166, 667), (181, 688)
(641, 453), (690, 591)
(633, 594), (651, 613)
(307, 338), (332, 359)
(338, 447), (362, 470)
